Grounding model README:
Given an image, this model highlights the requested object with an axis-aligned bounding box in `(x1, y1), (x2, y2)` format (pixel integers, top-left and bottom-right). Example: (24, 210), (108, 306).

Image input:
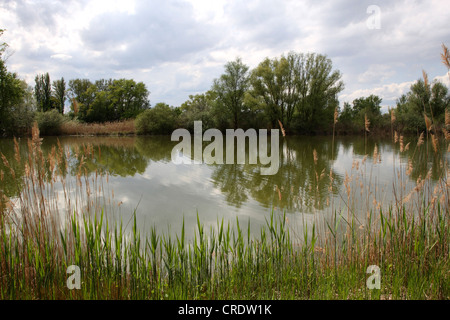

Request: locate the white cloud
(51, 54), (73, 61)
(1, 0), (449, 107)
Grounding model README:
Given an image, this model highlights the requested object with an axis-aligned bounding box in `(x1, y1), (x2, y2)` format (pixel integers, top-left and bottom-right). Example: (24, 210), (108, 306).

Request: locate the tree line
(1, 29), (448, 137)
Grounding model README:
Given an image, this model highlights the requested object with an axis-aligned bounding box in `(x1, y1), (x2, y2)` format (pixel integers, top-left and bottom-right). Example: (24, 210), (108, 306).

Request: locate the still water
(0, 135), (447, 239)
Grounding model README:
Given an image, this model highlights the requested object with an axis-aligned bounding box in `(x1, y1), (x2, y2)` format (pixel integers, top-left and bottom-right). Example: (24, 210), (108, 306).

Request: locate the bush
(36, 109), (64, 135)
(135, 103), (177, 135)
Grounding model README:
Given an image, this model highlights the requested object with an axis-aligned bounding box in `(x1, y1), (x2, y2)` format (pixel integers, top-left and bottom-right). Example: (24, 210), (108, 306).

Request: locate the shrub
(36, 109), (64, 135)
(135, 103), (177, 135)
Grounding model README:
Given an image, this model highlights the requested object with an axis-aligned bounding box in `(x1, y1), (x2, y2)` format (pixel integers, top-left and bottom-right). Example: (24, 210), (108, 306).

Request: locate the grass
(60, 119), (135, 136)
(0, 122), (449, 300)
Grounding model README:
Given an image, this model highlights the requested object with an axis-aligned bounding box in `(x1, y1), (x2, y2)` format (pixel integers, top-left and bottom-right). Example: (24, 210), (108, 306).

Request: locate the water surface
(1, 135), (447, 239)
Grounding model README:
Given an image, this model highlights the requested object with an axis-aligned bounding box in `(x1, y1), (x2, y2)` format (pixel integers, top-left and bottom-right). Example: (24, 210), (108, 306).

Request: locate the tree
(396, 79), (449, 133)
(68, 78), (150, 122)
(248, 52), (343, 133)
(108, 79), (150, 120)
(294, 53), (343, 133)
(34, 73), (52, 112)
(248, 56), (288, 129)
(212, 58), (249, 129)
(179, 91), (216, 132)
(67, 78), (94, 118)
(135, 103), (176, 135)
(0, 29), (29, 136)
(52, 77), (66, 114)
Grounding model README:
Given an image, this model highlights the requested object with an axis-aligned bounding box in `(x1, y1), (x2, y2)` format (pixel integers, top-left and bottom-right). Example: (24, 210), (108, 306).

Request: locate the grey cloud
(223, 0), (302, 48)
(81, 0), (219, 69)
(0, 0), (78, 30)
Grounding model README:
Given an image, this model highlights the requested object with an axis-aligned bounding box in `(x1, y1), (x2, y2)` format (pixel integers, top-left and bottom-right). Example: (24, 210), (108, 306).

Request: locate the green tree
(396, 79), (449, 133)
(248, 56), (288, 129)
(9, 81), (35, 135)
(179, 92), (216, 132)
(212, 58), (249, 129)
(135, 102), (176, 135)
(294, 53), (343, 133)
(0, 29), (28, 136)
(248, 52), (343, 133)
(69, 78), (150, 122)
(67, 78), (94, 117)
(108, 79), (150, 120)
(52, 77), (66, 114)
(34, 73), (52, 112)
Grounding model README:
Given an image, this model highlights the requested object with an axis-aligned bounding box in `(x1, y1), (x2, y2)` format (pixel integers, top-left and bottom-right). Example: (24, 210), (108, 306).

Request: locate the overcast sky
(1, 0), (449, 112)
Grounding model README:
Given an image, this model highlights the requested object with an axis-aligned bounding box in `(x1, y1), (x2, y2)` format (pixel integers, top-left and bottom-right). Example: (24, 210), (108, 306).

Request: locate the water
(1, 135), (447, 239)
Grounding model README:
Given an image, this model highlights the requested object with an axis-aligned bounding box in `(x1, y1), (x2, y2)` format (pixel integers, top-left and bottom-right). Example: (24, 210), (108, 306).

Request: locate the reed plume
(441, 43), (450, 70)
(422, 70), (429, 90)
(424, 114), (432, 132)
(390, 108), (396, 124)
(72, 98), (79, 116)
(364, 114), (370, 132)
(431, 134), (438, 153)
(334, 107), (339, 124)
(417, 132), (424, 147)
(278, 120), (286, 137)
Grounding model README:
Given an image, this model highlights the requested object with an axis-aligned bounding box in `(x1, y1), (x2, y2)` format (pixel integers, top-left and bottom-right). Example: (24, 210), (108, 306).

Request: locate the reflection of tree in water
(209, 136), (343, 212)
(63, 137), (148, 177)
(210, 164), (251, 208)
(396, 136), (448, 182)
(134, 136), (176, 163)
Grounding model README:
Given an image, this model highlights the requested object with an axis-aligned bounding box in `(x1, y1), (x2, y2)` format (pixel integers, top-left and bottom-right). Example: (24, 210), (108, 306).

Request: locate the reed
(60, 120), (135, 136)
(0, 124), (448, 300)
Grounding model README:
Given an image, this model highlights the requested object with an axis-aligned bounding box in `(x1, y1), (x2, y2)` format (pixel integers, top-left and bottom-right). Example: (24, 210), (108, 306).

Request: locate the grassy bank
(0, 124), (449, 300)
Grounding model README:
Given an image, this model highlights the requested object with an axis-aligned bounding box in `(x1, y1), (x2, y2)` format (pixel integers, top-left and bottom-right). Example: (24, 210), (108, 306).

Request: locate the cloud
(1, 0), (449, 107)
(80, 1), (219, 69)
(51, 53), (73, 61)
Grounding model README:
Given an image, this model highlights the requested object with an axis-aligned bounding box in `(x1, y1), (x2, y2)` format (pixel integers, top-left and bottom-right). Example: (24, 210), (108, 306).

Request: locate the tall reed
(0, 124), (448, 300)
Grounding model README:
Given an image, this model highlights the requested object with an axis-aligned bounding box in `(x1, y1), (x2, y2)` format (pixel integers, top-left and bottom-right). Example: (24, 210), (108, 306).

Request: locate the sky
(1, 0), (449, 112)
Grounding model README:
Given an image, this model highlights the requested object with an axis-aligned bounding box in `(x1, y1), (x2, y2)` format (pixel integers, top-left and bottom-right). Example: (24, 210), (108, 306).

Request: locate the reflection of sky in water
(1, 135), (446, 240)
(107, 160), (273, 239)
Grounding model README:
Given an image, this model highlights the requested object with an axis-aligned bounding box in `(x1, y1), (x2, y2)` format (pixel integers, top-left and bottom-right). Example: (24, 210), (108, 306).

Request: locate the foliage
(36, 109), (65, 135)
(336, 95), (387, 134)
(68, 78), (150, 123)
(247, 52), (344, 133)
(211, 58), (250, 129)
(52, 77), (66, 114)
(395, 79), (449, 134)
(0, 30), (32, 136)
(135, 102), (177, 135)
(178, 92), (216, 132)
(34, 73), (53, 112)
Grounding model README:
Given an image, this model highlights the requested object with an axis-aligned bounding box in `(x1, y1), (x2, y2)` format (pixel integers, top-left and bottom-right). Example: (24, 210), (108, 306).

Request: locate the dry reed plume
(278, 120), (286, 137)
(364, 114), (370, 132)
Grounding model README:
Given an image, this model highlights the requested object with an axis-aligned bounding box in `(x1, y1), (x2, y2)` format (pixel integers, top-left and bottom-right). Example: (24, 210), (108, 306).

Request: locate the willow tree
(212, 57), (250, 129)
(247, 52), (343, 133)
(295, 53), (344, 133)
(0, 29), (28, 136)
